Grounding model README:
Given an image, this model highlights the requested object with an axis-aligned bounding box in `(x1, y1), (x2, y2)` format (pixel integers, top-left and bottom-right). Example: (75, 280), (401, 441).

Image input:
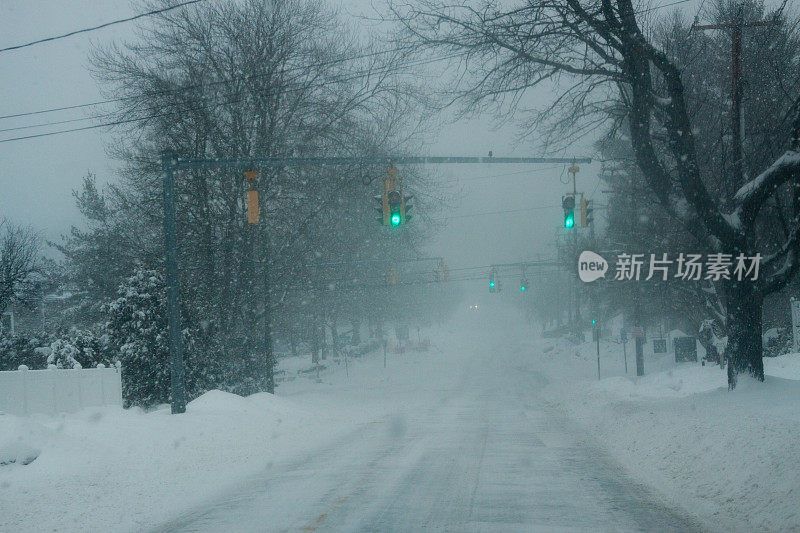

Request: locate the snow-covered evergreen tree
(104, 269), (171, 407)
(105, 268), (225, 408)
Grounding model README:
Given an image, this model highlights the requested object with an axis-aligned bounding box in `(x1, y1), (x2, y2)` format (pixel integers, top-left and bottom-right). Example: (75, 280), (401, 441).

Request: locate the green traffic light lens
(520, 286), (526, 291)
(489, 281), (495, 287)
(565, 214), (574, 228)
(390, 213), (401, 226)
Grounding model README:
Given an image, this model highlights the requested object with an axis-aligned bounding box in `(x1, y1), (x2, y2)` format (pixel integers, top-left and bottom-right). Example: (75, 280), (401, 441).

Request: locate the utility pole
(162, 151), (186, 414)
(622, 334), (628, 374)
(693, 5), (776, 184)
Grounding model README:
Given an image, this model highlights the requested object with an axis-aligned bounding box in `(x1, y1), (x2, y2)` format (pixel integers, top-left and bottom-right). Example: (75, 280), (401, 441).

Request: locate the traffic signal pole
(568, 163), (582, 335)
(161, 151), (186, 414)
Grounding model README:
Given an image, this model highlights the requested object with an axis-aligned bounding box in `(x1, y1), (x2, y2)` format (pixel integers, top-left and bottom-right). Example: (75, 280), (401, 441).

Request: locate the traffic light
(436, 259), (450, 282)
(581, 198), (594, 227)
(376, 193), (389, 225)
(585, 199), (594, 226)
(386, 265), (397, 286)
(377, 166), (412, 227)
(401, 194), (413, 224)
(520, 278), (528, 292)
(245, 171), (259, 224)
(489, 268), (497, 293)
(562, 195), (576, 228)
(388, 190), (402, 227)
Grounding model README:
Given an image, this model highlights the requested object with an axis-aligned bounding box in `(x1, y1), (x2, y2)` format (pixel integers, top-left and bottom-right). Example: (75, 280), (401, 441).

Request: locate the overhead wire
(0, 0), (206, 53)
(0, 50), (465, 144)
(0, 43), (419, 121)
(1, 0), (697, 130)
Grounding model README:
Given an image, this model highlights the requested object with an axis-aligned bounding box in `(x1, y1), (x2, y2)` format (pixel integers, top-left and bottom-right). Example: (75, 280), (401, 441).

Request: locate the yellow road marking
(301, 443), (406, 531)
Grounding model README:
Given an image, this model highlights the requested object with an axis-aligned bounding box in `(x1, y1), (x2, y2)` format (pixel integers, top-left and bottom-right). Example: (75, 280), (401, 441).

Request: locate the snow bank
(0, 389), (364, 533)
(593, 364), (726, 399)
(535, 335), (800, 532)
(764, 352), (800, 381)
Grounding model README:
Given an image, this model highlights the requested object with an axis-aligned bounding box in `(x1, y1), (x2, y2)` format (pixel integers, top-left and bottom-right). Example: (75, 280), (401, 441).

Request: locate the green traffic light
(520, 285), (526, 291)
(489, 281), (495, 287)
(390, 212), (401, 226)
(565, 212), (575, 228)
(592, 319), (596, 324)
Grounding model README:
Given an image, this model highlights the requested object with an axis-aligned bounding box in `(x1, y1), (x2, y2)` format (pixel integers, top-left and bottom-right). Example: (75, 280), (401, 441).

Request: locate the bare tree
(0, 219), (41, 316)
(388, 0), (800, 388)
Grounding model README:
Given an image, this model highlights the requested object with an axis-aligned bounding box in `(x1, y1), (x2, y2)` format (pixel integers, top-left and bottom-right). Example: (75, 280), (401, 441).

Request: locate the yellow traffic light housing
(245, 171), (259, 224)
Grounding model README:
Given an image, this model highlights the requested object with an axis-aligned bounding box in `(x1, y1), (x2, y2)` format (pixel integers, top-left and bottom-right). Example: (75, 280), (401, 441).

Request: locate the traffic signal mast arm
(162, 155), (592, 170)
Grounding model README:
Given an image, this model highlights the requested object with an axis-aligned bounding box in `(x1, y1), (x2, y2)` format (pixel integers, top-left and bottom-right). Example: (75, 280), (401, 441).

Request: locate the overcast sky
(1, 0), (720, 272)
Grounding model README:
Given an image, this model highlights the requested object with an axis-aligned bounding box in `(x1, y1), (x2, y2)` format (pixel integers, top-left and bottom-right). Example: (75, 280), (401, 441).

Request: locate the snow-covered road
(156, 314), (701, 533)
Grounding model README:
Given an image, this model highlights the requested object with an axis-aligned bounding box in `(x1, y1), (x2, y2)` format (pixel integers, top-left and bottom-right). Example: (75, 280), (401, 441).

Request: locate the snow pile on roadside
(594, 363), (726, 399)
(0, 389), (365, 533)
(536, 338), (800, 532)
(0, 417), (50, 466)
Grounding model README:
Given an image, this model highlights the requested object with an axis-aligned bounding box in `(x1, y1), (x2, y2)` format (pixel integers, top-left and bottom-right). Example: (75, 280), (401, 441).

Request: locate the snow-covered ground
(0, 388), (364, 531)
(0, 330), (456, 532)
(531, 327), (800, 532)
(2, 305), (799, 532)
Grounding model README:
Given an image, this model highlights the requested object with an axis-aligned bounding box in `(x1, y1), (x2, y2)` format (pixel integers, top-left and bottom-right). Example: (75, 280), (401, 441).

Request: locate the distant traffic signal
(489, 268), (498, 293)
(520, 279), (528, 292)
(581, 198), (594, 227)
(562, 195), (576, 228)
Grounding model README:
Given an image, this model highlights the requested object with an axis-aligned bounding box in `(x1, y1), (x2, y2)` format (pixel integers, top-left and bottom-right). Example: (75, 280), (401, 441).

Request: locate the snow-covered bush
(0, 332), (55, 371)
(698, 319), (727, 364)
(46, 328), (113, 369)
(47, 338), (81, 369)
(762, 327), (792, 358)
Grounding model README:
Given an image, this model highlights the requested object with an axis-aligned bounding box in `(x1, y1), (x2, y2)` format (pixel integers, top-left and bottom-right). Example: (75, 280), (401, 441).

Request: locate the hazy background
(0, 0), (624, 272)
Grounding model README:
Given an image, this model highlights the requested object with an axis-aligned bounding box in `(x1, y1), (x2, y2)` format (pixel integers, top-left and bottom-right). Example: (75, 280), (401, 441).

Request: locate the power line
(0, 44), (417, 121)
(0, 0), (694, 122)
(0, 0), (206, 54)
(0, 0), (696, 140)
(0, 51), (464, 144)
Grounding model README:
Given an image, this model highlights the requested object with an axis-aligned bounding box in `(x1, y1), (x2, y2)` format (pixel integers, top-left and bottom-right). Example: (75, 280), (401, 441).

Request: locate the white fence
(0, 367), (122, 416)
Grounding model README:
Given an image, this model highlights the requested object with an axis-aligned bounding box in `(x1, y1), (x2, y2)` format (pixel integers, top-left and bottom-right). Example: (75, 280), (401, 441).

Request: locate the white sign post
(791, 298), (800, 353)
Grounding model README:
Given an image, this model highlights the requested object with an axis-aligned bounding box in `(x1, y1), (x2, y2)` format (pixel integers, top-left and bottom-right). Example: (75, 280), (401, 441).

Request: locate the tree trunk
(725, 280), (764, 389)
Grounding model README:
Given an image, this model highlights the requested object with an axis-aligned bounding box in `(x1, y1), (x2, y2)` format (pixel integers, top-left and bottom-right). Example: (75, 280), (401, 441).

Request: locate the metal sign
(653, 339), (667, 353)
